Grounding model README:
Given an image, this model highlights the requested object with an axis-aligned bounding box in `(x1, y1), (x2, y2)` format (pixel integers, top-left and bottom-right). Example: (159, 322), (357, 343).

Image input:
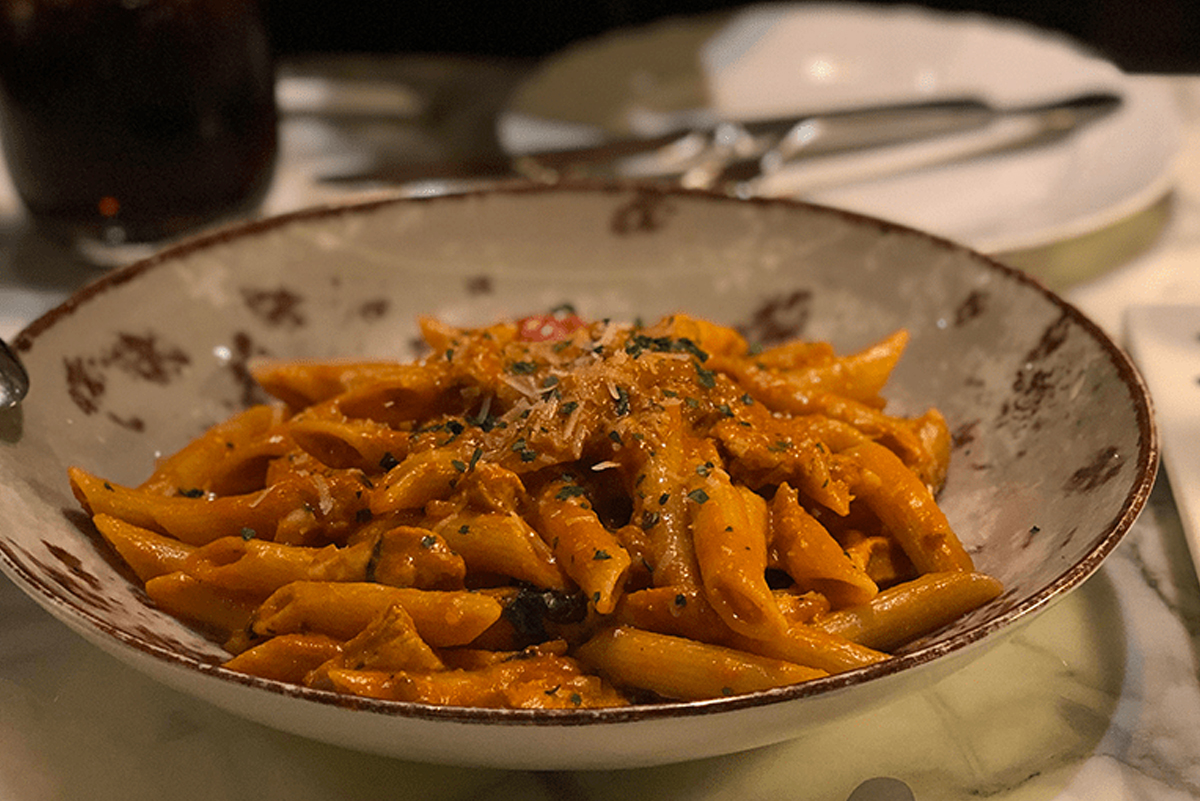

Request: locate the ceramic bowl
(0, 185), (1156, 769)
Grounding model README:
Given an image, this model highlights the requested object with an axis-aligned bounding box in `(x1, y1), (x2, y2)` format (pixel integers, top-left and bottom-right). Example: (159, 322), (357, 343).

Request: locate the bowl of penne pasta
(0, 184), (1155, 768)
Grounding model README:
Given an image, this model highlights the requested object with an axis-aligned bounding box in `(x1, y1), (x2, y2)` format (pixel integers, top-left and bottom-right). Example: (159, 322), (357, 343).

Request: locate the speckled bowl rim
(3, 182), (1159, 727)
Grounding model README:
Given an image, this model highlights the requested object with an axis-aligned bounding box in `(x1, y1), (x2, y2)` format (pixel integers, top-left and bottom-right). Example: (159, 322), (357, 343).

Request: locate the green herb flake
(609, 430), (623, 446)
(641, 511), (660, 529)
(240, 527), (257, 541)
(379, 452), (400, 471)
(658, 492), (670, 506)
(614, 385), (631, 417)
(687, 489), (710, 504)
(593, 549), (612, 561)
(674, 337), (709, 362)
(741, 393), (755, 405)
(674, 593), (687, 608)
(467, 446), (483, 472)
(695, 363), (717, 389)
(509, 360), (539, 375)
(178, 487), (204, 498)
(695, 462), (713, 477)
(420, 534), (438, 548)
(555, 484), (588, 501)
(451, 459), (467, 473)
(560, 400), (579, 417)
(459, 524), (471, 534)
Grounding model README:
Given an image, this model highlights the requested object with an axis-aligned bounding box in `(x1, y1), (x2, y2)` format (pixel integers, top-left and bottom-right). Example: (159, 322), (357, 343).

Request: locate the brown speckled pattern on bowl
(0, 184), (1157, 769)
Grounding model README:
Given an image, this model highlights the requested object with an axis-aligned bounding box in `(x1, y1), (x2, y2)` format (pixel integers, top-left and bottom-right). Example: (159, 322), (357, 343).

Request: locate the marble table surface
(3, 58), (1200, 800)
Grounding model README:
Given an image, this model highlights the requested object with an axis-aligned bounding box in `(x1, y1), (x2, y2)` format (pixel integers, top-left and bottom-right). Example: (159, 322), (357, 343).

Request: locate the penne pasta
(769, 483), (878, 608)
(71, 312), (1001, 708)
(535, 477), (632, 614)
(689, 467), (789, 640)
(812, 571), (1004, 651)
(222, 633), (344, 684)
(249, 581), (503, 647)
(577, 626), (827, 701)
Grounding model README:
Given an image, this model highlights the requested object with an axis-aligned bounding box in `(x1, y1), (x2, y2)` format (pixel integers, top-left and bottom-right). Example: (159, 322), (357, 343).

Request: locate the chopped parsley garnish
(695, 363), (717, 389)
(609, 430), (623, 445)
(379, 452), (400, 470)
(178, 487), (204, 498)
(613, 385), (631, 416)
(560, 400), (579, 416)
(420, 534), (438, 549)
(555, 484), (588, 501)
(240, 527), (257, 541)
(593, 549), (612, 561)
(459, 524), (471, 534)
(674, 337), (709, 362)
(509, 360), (539, 375)
(687, 489), (710, 504)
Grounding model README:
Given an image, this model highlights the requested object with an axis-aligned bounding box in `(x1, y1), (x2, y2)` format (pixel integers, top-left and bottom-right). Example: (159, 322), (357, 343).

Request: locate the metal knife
(317, 91), (1122, 191)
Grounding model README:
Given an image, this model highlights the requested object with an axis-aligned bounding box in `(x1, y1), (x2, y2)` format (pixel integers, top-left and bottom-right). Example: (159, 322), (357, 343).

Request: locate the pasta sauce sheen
(68, 311), (1001, 708)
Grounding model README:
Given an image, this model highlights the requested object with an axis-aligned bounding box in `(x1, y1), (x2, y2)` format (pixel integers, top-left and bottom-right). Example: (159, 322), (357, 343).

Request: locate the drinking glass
(0, 0), (278, 264)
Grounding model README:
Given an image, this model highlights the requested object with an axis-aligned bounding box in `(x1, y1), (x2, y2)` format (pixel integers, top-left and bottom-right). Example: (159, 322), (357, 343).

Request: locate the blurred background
(266, 0), (1200, 73)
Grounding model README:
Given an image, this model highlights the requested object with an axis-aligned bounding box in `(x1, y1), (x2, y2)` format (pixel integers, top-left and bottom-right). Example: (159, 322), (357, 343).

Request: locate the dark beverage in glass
(0, 0), (278, 255)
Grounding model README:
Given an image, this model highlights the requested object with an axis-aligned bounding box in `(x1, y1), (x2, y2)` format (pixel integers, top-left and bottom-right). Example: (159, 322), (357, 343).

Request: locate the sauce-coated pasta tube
(690, 467), (789, 640)
(577, 627), (826, 701)
(844, 441), (975, 574)
(249, 581), (503, 647)
(813, 571), (1003, 651)
(71, 312), (1003, 709)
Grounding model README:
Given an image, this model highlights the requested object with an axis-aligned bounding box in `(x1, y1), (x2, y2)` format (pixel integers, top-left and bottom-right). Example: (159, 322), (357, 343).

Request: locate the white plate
(500, 3), (1181, 253)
